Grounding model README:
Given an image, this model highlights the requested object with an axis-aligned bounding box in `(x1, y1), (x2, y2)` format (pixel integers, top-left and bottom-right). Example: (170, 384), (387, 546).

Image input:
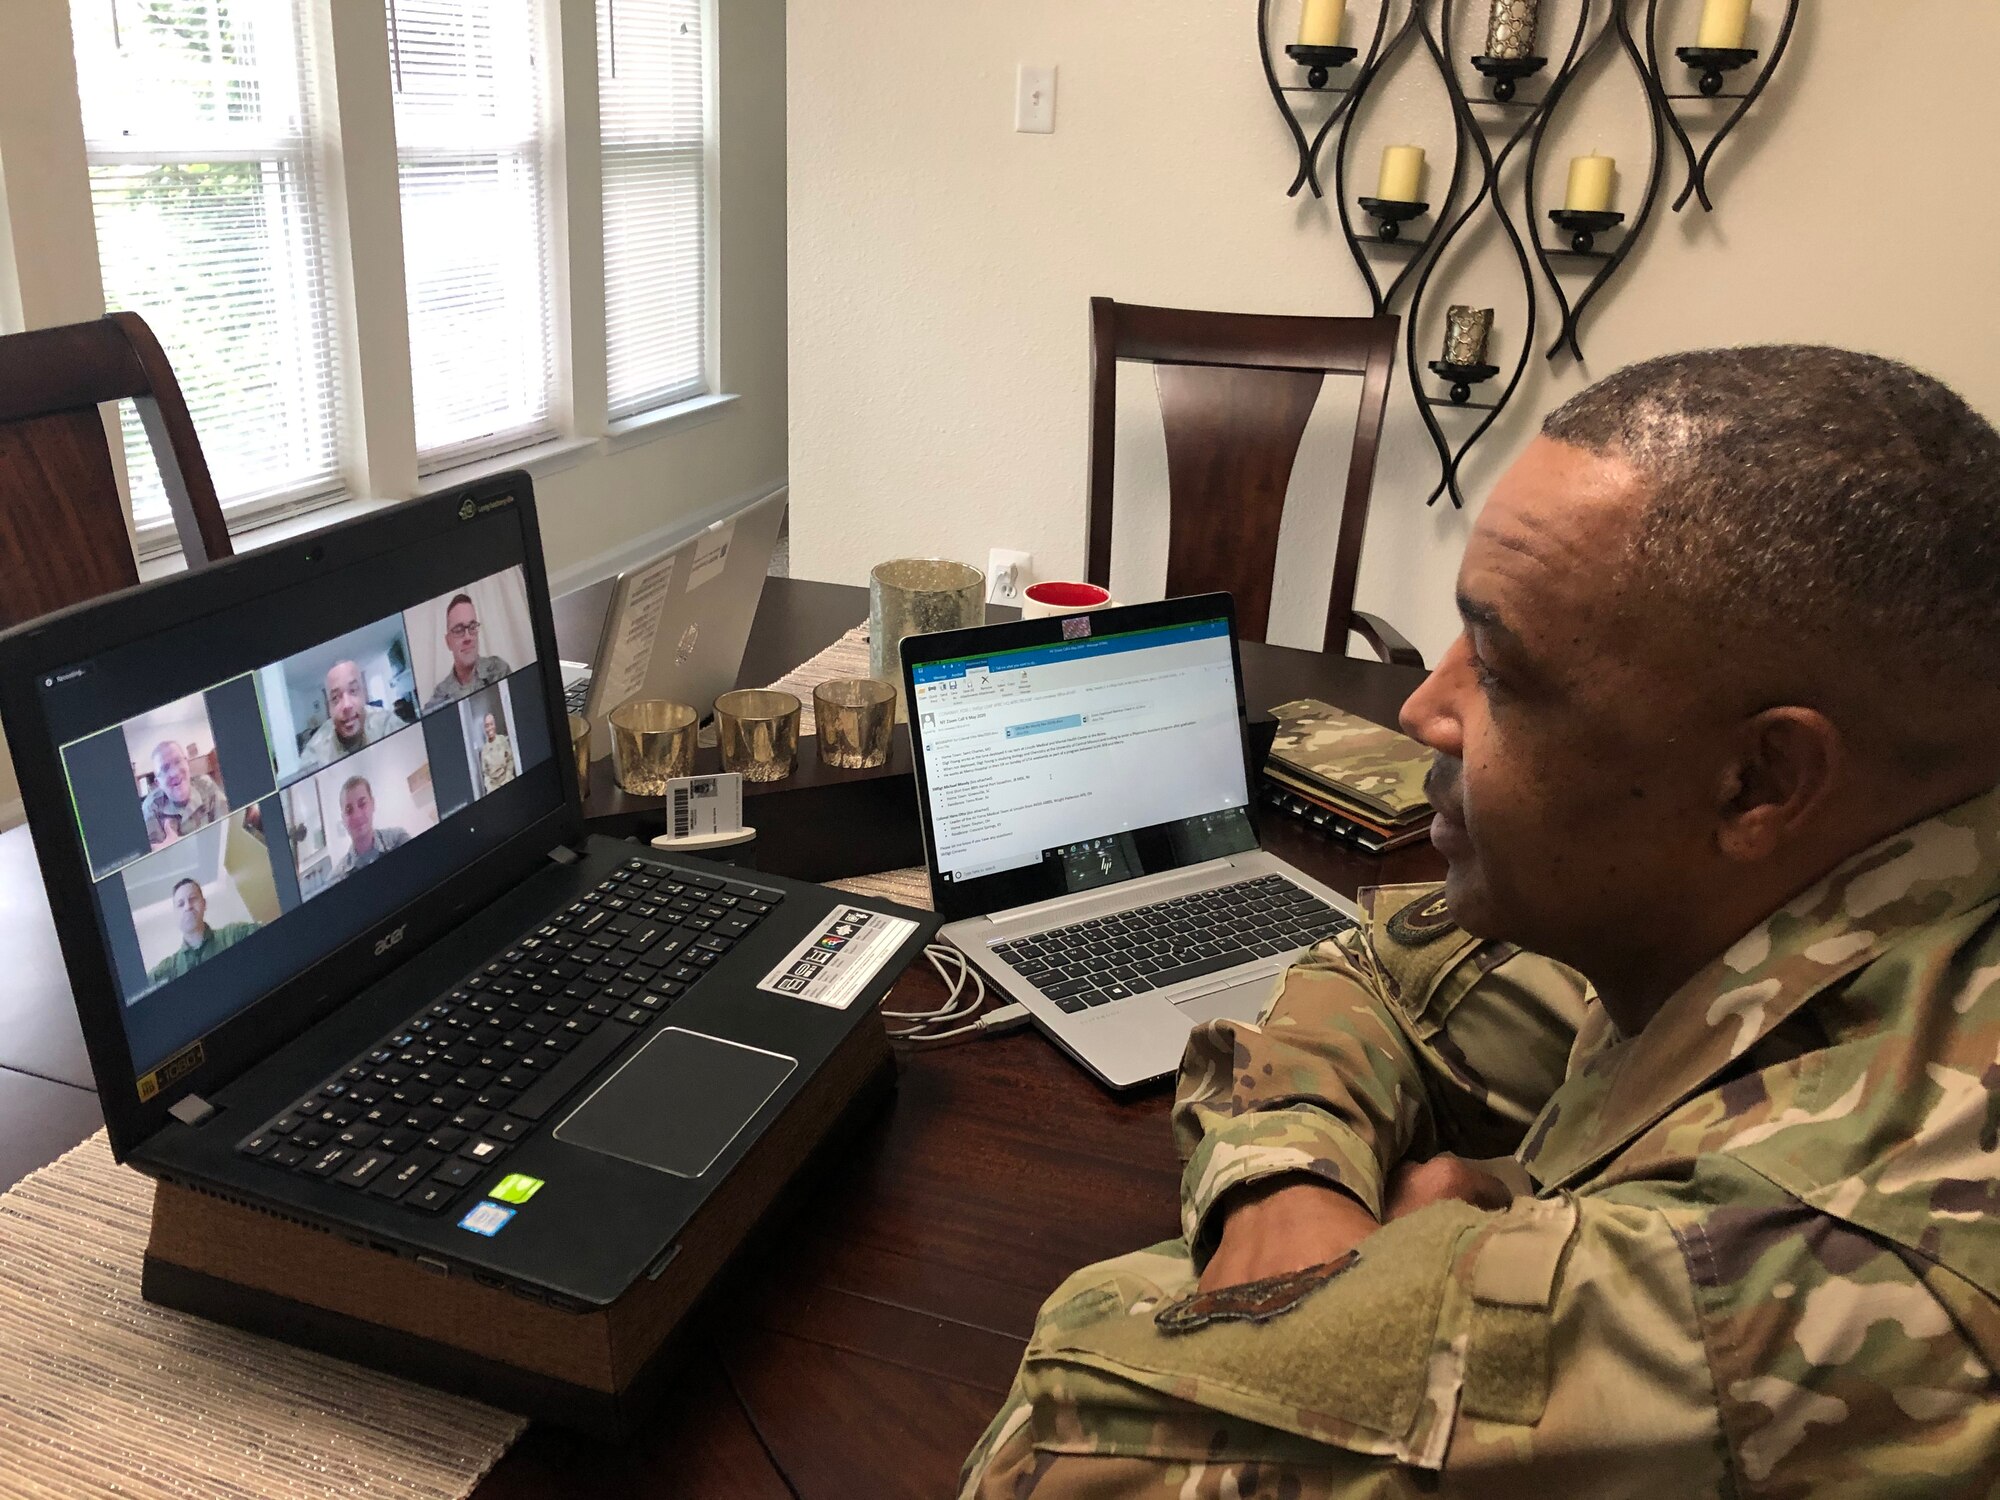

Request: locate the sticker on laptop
(459, 1201), (517, 1237)
(686, 519), (735, 591)
(489, 1173), (544, 1205)
(757, 906), (919, 1010)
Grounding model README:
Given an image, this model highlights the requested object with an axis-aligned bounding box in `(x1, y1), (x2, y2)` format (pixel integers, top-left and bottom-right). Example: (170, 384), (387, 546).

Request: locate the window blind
(71, 0), (342, 543)
(389, 0), (557, 473)
(598, 0), (708, 420)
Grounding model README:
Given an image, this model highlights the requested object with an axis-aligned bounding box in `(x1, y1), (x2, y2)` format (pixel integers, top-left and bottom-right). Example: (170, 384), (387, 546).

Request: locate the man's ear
(1715, 707), (1843, 862)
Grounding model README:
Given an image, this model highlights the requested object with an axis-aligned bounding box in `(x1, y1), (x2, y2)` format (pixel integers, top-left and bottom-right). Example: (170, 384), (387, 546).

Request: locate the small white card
(663, 773), (743, 839)
(758, 905), (920, 1010)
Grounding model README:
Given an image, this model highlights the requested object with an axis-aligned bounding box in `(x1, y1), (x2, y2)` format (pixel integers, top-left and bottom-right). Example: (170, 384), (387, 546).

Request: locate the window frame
(66, 0), (723, 563)
(73, 0), (349, 555)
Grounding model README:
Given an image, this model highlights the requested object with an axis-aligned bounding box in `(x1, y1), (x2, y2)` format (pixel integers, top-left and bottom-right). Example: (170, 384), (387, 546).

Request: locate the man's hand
(1198, 1156), (1517, 1293)
(1197, 1179), (1377, 1292)
(1384, 1154), (1514, 1221)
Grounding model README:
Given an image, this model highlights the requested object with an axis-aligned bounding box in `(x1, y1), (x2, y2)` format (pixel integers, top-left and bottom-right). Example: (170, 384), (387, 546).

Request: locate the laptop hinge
(547, 844), (580, 865)
(168, 1094), (215, 1127)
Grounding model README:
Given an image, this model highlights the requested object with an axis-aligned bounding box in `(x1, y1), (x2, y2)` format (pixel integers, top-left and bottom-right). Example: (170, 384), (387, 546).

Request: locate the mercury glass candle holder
(715, 689), (803, 783)
(1485, 0), (1540, 60)
(1443, 305), (1495, 367)
(813, 677), (897, 770)
(868, 558), (985, 712)
(609, 699), (699, 796)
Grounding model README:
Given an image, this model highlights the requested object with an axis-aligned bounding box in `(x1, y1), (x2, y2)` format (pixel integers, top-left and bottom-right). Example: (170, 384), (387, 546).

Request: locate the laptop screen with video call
(907, 609), (1258, 919)
(38, 503), (560, 1076)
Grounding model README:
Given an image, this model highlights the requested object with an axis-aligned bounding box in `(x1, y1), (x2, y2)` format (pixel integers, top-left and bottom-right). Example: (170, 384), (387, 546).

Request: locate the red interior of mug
(1024, 581), (1110, 606)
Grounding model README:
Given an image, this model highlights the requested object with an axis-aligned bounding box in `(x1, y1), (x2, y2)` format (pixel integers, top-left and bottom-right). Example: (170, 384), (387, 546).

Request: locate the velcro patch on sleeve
(1469, 1193), (1580, 1309)
(1363, 884), (1483, 1025)
(1460, 1194), (1579, 1426)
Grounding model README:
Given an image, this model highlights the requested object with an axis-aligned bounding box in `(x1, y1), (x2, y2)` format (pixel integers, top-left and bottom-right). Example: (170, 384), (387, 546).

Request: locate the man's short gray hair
(1542, 345), (2000, 685)
(339, 775), (373, 803)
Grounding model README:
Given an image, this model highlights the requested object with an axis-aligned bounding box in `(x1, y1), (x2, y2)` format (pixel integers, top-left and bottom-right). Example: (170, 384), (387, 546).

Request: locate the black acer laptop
(0, 473), (933, 1310)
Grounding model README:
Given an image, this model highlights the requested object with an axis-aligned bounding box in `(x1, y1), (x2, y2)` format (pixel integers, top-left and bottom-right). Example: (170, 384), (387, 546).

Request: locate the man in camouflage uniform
(147, 877), (258, 983)
(299, 659), (403, 772)
(961, 347), (2000, 1497)
(423, 593), (513, 710)
(140, 738), (227, 846)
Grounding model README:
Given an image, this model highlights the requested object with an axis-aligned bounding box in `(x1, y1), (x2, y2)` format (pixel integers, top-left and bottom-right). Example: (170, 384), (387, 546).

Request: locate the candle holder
(1675, 44), (1757, 97)
(1469, 53), (1546, 103)
(1427, 360), (1501, 406)
(1547, 206), (1625, 254)
(1356, 196), (1428, 242)
(1285, 42), (1358, 90)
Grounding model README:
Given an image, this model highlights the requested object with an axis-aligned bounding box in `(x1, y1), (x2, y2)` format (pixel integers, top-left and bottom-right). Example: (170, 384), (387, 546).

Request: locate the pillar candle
(1376, 145), (1425, 203)
(1443, 307), (1494, 367)
(1485, 0), (1540, 61)
(1564, 153), (1615, 212)
(1299, 0), (1345, 48)
(1696, 0), (1751, 49)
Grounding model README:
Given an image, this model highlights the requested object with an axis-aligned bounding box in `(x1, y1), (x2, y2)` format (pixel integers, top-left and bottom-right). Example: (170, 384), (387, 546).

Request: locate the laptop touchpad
(553, 1027), (797, 1179)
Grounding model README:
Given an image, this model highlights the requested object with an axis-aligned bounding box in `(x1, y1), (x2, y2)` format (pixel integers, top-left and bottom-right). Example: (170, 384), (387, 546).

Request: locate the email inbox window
(911, 619), (1248, 883)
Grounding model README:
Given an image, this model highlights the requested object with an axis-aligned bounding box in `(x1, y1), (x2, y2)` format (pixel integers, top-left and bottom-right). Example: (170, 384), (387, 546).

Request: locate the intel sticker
(459, 1201), (517, 1237)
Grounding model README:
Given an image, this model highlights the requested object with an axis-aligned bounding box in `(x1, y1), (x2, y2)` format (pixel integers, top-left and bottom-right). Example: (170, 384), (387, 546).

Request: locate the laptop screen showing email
(906, 606), (1256, 920)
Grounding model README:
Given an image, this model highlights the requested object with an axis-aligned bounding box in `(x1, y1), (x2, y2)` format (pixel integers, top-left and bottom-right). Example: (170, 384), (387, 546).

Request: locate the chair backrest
(1086, 298), (1397, 656)
(0, 311), (231, 629)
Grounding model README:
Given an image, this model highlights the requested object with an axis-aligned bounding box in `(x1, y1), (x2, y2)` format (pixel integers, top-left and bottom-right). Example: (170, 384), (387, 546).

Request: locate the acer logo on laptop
(374, 924), (407, 957)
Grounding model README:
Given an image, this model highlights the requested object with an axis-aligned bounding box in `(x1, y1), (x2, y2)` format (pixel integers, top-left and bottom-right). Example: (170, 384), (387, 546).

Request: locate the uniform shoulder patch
(1387, 889), (1458, 947)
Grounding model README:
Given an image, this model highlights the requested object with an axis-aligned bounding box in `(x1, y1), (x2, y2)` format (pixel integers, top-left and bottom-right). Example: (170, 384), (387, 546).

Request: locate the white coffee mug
(1020, 581), (1115, 619)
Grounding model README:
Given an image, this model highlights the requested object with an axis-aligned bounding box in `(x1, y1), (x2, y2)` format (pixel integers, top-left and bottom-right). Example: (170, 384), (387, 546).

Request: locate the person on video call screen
(423, 594), (513, 710)
(479, 712), (515, 793)
(299, 660), (402, 771)
(147, 876), (258, 983)
(140, 740), (228, 848)
(334, 775), (409, 877)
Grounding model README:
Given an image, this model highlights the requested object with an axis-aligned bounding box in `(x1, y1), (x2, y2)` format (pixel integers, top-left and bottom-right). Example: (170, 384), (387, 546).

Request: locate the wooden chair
(1086, 297), (1421, 667)
(0, 311), (232, 629)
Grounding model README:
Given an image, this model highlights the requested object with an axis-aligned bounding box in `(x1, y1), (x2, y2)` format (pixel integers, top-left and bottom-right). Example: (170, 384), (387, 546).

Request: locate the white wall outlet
(987, 548), (1033, 605)
(1015, 64), (1056, 134)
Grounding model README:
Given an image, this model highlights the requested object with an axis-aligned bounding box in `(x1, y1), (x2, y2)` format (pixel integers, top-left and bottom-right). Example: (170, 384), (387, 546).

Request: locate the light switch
(1015, 64), (1057, 134)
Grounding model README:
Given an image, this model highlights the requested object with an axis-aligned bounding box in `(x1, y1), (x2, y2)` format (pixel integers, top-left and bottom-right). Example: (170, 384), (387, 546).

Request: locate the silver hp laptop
(901, 593), (1360, 1089)
(555, 488), (788, 757)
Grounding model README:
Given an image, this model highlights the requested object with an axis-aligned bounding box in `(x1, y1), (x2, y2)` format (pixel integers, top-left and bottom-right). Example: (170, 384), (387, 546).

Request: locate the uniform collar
(1524, 781), (2000, 1189)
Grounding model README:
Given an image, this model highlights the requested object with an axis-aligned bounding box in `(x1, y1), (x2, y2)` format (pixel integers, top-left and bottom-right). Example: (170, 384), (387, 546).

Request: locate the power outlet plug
(987, 548), (1033, 605)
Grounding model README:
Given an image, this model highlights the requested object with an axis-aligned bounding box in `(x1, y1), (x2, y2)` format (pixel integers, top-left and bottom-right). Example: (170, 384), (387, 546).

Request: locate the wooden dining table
(0, 576), (1443, 1498)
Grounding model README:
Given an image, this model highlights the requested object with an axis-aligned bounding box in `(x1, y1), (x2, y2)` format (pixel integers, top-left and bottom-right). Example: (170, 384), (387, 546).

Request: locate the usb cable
(884, 944), (1032, 1042)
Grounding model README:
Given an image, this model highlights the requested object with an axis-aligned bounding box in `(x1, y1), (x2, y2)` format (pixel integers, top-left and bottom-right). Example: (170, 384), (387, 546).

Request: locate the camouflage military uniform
(298, 704), (404, 772)
(424, 655), (512, 710)
(961, 784), (2000, 1497)
(140, 772), (228, 845)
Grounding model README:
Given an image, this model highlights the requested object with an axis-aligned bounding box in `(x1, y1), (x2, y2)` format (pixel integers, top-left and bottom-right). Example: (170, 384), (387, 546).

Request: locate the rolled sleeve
(1169, 888), (1591, 1266)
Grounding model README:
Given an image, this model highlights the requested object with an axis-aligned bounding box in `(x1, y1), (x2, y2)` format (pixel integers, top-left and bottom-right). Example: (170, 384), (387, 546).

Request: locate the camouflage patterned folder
(1264, 698), (1433, 825)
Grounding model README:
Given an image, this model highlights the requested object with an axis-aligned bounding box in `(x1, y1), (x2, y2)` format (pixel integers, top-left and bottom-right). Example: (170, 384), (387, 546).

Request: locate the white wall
(0, 0), (788, 819)
(788, 1), (2000, 662)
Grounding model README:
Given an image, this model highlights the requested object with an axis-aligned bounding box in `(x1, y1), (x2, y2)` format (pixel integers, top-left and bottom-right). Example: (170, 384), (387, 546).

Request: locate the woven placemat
(764, 622), (873, 738)
(0, 1132), (524, 1500)
(826, 865), (933, 912)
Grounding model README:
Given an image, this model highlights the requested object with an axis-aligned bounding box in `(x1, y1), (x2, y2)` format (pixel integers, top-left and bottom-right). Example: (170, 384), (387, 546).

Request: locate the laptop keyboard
(988, 874), (1354, 1015)
(233, 858), (785, 1216)
(562, 677), (591, 714)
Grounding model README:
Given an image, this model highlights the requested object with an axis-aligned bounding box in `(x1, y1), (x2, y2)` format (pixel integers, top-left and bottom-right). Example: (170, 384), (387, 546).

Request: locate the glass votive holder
(567, 713), (591, 804)
(813, 677), (897, 769)
(868, 557), (985, 711)
(715, 689), (802, 783)
(609, 699), (698, 795)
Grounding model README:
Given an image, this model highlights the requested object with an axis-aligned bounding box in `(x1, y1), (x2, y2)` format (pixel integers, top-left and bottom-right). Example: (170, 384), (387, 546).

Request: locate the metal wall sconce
(1257, 0), (1800, 507)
